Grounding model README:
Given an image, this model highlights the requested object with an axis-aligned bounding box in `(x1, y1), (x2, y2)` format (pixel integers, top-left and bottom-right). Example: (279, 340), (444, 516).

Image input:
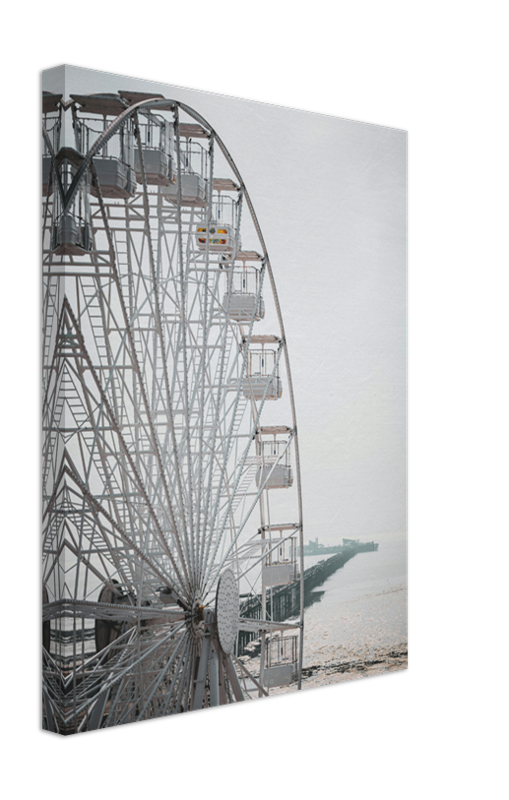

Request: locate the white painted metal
(42, 90), (304, 732)
(216, 569), (239, 654)
(223, 292), (265, 322)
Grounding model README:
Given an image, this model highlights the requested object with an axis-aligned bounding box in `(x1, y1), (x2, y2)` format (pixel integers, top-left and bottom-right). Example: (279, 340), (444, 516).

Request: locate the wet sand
(287, 644), (407, 691)
(240, 643), (407, 695)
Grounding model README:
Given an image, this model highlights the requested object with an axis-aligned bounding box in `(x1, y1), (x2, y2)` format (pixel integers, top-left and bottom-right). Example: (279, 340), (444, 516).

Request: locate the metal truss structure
(42, 89), (304, 733)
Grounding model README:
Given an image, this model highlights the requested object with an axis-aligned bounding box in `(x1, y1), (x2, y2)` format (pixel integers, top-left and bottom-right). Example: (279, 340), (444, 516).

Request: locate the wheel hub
(190, 598), (206, 637)
(215, 569), (239, 654)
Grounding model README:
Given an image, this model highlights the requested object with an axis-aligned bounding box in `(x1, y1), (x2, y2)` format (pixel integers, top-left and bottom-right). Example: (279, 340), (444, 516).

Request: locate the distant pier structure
(298, 537), (379, 556)
(238, 539), (378, 656)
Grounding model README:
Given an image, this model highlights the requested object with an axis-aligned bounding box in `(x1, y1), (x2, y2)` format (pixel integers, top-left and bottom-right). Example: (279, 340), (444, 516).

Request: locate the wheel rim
(42, 91), (304, 732)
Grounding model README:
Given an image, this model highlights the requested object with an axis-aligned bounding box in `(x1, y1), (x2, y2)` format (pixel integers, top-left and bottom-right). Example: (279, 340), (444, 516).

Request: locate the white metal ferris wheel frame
(43, 90), (304, 732)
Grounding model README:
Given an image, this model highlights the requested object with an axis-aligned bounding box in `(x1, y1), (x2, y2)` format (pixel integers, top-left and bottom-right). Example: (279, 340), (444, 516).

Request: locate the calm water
(300, 532), (407, 667)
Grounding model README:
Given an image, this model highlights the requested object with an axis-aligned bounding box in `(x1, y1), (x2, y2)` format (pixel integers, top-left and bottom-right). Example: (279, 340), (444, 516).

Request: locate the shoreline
(270, 645), (408, 694)
(288, 644), (408, 694)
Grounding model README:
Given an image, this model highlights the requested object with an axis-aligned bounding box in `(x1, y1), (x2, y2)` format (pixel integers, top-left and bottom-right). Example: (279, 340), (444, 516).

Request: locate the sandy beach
(292, 644), (407, 691)
(239, 642), (407, 697)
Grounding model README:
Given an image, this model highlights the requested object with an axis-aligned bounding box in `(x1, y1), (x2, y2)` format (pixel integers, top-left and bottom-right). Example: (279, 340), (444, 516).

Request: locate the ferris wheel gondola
(42, 89), (304, 733)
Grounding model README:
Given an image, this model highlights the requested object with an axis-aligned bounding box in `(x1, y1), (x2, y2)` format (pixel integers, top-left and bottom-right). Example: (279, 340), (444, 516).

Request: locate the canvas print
(42, 65), (407, 734)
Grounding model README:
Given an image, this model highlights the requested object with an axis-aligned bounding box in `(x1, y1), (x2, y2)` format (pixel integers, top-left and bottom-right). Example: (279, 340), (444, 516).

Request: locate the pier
(238, 541), (378, 655)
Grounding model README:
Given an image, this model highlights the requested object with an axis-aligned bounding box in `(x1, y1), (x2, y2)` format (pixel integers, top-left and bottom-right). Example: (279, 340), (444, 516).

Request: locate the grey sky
(43, 65), (407, 544)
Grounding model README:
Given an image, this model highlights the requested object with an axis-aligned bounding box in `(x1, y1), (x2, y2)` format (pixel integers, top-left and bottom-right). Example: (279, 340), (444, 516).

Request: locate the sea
(300, 531), (407, 669)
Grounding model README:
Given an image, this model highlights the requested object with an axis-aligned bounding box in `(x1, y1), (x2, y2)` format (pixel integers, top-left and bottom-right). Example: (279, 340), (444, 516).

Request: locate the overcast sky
(43, 65), (406, 544)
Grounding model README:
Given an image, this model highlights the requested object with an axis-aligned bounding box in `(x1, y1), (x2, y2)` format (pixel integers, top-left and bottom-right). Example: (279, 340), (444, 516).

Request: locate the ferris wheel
(42, 89), (304, 733)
